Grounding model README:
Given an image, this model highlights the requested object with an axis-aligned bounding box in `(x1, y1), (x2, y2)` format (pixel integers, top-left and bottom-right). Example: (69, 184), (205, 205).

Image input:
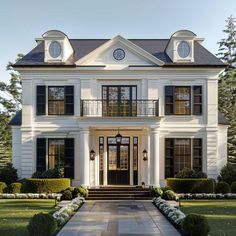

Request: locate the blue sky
(0, 0), (236, 82)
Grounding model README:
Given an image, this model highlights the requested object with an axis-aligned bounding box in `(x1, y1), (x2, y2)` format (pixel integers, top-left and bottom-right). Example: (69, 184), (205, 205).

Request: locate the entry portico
(76, 125), (160, 187)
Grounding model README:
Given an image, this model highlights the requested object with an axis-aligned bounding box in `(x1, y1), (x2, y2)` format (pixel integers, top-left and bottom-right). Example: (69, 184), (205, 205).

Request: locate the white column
(79, 128), (90, 186)
(103, 137), (108, 185)
(150, 128), (160, 186)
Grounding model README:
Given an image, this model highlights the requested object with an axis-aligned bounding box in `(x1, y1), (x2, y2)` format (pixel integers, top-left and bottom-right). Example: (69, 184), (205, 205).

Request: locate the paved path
(57, 200), (181, 236)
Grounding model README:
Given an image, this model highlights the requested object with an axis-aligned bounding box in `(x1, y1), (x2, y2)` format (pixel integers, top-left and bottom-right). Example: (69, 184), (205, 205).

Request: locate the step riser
(88, 188), (151, 200)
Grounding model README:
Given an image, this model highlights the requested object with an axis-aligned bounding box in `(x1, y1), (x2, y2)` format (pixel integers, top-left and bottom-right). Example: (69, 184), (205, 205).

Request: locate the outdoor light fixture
(115, 129), (122, 144)
(142, 149), (148, 161)
(90, 149), (96, 161)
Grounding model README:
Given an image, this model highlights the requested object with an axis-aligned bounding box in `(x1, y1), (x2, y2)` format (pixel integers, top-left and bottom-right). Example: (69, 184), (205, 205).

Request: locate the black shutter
(165, 86), (174, 115)
(193, 139), (202, 172)
(65, 86), (74, 115)
(64, 138), (74, 178)
(36, 138), (46, 172)
(193, 86), (202, 115)
(36, 86), (46, 115)
(165, 138), (174, 178)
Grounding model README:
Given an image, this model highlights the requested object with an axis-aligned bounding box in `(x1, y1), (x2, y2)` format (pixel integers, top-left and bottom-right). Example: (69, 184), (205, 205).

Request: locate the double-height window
(165, 86), (202, 115)
(165, 138), (203, 178)
(36, 85), (74, 115)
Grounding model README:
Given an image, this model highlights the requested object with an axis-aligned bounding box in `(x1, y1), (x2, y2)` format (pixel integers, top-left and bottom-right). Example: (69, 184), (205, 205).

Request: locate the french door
(107, 137), (130, 185)
(102, 85), (137, 117)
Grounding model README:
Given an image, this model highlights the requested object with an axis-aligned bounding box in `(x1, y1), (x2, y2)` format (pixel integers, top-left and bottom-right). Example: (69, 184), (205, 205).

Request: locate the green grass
(180, 200), (236, 236)
(0, 199), (58, 236)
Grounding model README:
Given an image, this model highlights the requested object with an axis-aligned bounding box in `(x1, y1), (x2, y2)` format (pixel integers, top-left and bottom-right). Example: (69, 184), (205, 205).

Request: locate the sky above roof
(0, 0), (236, 82)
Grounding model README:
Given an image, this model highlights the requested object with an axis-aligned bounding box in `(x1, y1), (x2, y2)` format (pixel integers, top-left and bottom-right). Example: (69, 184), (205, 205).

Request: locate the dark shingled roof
(9, 110), (22, 126)
(218, 111), (230, 125)
(14, 39), (225, 67)
(9, 110), (229, 126)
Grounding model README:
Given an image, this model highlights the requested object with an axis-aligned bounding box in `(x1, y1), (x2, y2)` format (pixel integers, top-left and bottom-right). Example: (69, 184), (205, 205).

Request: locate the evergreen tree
(218, 15), (236, 163)
(0, 54), (23, 166)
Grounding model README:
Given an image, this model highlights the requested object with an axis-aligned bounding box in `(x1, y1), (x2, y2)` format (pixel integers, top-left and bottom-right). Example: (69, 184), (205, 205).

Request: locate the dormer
(42, 30), (74, 63)
(166, 30), (197, 63)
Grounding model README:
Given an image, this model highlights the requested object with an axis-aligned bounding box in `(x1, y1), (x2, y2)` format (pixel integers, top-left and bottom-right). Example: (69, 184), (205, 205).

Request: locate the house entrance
(107, 137), (130, 185)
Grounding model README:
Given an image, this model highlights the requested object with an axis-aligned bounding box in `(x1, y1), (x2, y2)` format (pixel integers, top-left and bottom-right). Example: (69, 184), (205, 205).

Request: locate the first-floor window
(48, 139), (65, 171)
(36, 138), (74, 178)
(165, 138), (202, 178)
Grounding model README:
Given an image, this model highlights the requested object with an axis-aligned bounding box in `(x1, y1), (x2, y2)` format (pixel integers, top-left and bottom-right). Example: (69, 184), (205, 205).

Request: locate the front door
(107, 137), (130, 185)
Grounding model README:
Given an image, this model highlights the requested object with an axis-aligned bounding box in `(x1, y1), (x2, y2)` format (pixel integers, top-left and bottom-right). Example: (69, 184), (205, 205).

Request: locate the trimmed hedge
(167, 178), (214, 193)
(24, 178), (70, 193)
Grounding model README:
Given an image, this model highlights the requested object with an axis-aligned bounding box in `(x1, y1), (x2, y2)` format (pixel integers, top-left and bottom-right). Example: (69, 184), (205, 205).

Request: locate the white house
(10, 29), (228, 187)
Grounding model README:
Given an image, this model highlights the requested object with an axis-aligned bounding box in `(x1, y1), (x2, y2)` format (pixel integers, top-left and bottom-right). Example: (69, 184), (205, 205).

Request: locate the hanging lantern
(115, 129), (122, 144)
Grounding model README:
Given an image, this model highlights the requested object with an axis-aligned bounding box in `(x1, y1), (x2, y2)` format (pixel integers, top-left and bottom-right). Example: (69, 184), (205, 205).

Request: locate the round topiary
(162, 190), (176, 200)
(215, 181), (230, 194)
(27, 213), (57, 236)
(61, 189), (73, 200)
(231, 181), (236, 193)
(0, 182), (7, 193)
(151, 187), (163, 197)
(161, 186), (173, 193)
(182, 213), (210, 236)
(10, 182), (22, 193)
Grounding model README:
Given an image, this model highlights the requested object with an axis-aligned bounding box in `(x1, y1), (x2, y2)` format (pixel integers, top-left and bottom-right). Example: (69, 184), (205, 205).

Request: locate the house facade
(10, 30), (228, 187)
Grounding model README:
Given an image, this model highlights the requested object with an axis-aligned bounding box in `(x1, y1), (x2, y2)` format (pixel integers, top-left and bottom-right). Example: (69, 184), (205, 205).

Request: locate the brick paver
(57, 200), (181, 236)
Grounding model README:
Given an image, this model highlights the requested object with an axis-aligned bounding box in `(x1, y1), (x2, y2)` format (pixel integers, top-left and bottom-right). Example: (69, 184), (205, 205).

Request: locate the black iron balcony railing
(81, 99), (159, 117)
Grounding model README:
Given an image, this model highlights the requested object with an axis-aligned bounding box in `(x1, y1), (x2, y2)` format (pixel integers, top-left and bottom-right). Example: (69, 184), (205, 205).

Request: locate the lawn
(0, 199), (58, 236)
(180, 200), (236, 236)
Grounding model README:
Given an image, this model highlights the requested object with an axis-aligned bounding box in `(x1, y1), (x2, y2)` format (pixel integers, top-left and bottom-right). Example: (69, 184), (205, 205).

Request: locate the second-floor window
(165, 86), (202, 115)
(36, 85), (74, 116)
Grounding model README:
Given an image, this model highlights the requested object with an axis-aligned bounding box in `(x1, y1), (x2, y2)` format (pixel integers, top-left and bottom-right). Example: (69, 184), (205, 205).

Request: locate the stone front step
(87, 187), (152, 200)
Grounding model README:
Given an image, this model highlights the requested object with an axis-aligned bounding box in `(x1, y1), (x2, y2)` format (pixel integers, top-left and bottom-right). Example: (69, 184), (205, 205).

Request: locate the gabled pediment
(75, 35), (164, 68)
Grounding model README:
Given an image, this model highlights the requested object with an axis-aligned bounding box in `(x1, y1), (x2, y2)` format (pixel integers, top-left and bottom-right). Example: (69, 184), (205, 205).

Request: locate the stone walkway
(57, 200), (181, 236)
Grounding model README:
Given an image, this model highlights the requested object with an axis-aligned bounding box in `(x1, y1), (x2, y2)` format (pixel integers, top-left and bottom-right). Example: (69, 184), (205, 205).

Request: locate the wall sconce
(142, 149), (148, 161)
(90, 149), (95, 161)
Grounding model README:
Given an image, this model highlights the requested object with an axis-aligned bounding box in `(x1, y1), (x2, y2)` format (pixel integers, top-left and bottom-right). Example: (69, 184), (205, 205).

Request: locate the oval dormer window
(177, 41), (190, 58)
(49, 41), (62, 58)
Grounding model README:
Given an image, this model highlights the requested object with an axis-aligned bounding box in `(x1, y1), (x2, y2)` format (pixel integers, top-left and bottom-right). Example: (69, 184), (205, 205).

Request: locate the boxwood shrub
(167, 178), (214, 193)
(10, 183), (22, 193)
(215, 181), (230, 194)
(24, 178), (70, 193)
(231, 181), (236, 193)
(0, 182), (7, 193)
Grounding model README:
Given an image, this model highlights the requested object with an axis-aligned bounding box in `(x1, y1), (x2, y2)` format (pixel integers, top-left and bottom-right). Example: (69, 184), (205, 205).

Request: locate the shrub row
(24, 178), (71, 193)
(167, 178), (214, 193)
(0, 182), (22, 193)
(53, 196), (84, 226)
(61, 186), (88, 200)
(177, 193), (236, 199)
(0, 193), (62, 200)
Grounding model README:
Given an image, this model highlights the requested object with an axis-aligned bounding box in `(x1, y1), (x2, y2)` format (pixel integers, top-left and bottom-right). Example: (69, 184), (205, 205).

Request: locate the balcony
(81, 99), (159, 117)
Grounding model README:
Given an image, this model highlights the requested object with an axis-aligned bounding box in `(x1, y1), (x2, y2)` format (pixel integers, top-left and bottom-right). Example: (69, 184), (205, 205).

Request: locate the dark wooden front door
(107, 137), (130, 185)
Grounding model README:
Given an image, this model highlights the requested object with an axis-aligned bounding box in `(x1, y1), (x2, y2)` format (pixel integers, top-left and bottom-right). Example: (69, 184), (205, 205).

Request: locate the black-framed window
(165, 138), (203, 178)
(48, 87), (65, 115)
(99, 137), (104, 185)
(133, 137), (138, 185)
(165, 86), (202, 115)
(36, 138), (74, 178)
(102, 85), (137, 117)
(36, 85), (74, 116)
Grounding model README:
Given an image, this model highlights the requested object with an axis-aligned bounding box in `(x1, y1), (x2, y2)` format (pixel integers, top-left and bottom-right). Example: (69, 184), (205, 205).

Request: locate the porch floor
(57, 200), (180, 236)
